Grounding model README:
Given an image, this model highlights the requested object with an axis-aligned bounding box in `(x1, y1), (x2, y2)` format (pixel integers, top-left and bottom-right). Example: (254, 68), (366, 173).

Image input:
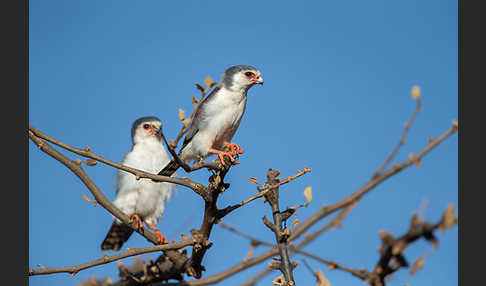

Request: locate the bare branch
(218, 222), (274, 248)
(261, 168), (295, 284)
(29, 126), (207, 193)
(216, 167), (312, 219)
(28, 239), (196, 276)
(171, 84), (211, 149)
(372, 98), (422, 178)
(29, 130), (190, 278)
(189, 124), (457, 285)
(289, 124), (457, 243)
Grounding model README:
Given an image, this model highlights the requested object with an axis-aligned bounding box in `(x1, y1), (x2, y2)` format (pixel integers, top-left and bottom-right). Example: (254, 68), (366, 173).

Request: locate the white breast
(113, 138), (175, 225)
(181, 87), (247, 161)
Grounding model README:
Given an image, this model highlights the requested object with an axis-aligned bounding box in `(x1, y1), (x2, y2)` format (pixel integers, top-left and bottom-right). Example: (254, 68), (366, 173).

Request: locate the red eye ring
(245, 71), (254, 78)
(143, 124), (150, 129)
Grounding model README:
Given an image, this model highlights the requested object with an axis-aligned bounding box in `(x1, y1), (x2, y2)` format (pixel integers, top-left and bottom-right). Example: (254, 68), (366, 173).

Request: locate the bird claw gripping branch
(223, 142), (244, 157)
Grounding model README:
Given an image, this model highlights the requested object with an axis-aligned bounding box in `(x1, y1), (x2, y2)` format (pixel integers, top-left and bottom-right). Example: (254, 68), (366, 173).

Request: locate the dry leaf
(169, 140), (177, 149)
(85, 159), (97, 166)
(315, 269), (331, 286)
(135, 175), (141, 180)
(248, 177), (260, 185)
(181, 233), (188, 241)
(243, 250), (255, 262)
(303, 186), (313, 207)
(290, 219), (300, 229)
(182, 118), (191, 128)
(272, 274), (284, 286)
(409, 256), (425, 276)
(414, 159), (422, 167)
(85, 146), (91, 152)
(191, 96), (199, 105)
(408, 152), (414, 160)
(204, 76), (215, 91)
(75, 159), (82, 165)
(178, 109), (186, 121)
(411, 86), (421, 100)
(282, 228), (291, 236)
(82, 193), (92, 203)
(37, 264), (47, 269)
(439, 204), (456, 232)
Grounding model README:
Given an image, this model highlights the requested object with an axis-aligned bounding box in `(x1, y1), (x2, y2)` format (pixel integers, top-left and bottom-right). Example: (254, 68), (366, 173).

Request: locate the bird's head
(221, 65), (263, 92)
(131, 116), (163, 144)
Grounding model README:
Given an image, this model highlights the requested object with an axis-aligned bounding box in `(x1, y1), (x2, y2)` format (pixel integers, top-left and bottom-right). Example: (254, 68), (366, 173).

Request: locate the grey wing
(180, 125), (198, 152)
(180, 85), (221, 152)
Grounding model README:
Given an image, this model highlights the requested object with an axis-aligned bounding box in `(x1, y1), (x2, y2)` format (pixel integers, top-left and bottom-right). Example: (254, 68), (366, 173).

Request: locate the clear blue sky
(29, 1), (457, 285)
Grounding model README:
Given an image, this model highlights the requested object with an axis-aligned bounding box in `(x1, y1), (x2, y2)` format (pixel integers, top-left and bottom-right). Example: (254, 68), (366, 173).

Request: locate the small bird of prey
(158, 65), (263, 176)
(101, 116), (175, 251)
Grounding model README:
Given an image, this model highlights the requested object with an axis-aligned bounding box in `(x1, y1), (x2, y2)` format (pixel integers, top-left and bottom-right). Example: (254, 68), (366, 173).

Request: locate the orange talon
(129, 214), (143, 229)
(209, 148), (236, 166)
(223, 142), (244, 157)
(145, 222), (169, 244)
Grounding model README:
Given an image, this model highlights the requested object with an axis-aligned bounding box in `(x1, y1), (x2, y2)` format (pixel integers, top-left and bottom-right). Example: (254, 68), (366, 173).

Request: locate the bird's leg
(223, 142), (244, 157)
(128, 214), (144, 230)
(145, 222), (169, 244)
(209, 148), (236, 166)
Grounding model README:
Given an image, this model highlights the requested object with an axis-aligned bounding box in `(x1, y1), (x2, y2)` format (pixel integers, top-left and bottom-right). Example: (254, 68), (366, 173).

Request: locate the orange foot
(129, 214), (144, 229)
(223, 142), (244, 157)
(209, 148), (236, 166)
(145, 222), (169, 244)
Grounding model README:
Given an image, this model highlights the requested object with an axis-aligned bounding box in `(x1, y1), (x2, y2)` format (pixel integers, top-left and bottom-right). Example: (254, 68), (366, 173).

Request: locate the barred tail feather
(101, 221), (134, 251)
(158, 160), (180, 176)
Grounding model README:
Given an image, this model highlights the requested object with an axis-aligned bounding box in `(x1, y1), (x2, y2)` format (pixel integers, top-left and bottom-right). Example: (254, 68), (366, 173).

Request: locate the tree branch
(29, 126), (207, 194)
(216, 167), (311, 219)
(372, 97), (422, 178)
(29, 239), (196, 276)
(28, 130), (190, 278)
(186, 123), (457, 285)
(261, 168), (295, 284)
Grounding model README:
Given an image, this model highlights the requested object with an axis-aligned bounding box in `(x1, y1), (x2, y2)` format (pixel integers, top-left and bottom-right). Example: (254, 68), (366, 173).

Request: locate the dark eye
(143, 124), (150, 129)
(245, 71), (254, 77)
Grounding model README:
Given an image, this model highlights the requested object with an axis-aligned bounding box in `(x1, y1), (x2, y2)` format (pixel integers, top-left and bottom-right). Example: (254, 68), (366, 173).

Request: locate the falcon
(158, 65), (263, 176)
(101, 116), (175, 251)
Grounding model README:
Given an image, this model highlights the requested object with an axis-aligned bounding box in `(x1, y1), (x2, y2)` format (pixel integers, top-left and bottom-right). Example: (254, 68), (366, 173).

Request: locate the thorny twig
(216, 167), (311, 219)
(194, 123), (457, 286)
(372, 97), (422, 178)
(29, 239), (196, 276)
(28, 130), (191, 279)
(29, 126), (206, 193)
(261, 168), (295, 285)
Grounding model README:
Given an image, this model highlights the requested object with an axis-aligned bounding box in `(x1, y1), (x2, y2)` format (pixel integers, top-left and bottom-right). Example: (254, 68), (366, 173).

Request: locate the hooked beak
(154, 127), (162, 136)
(255, 76), (264, 86)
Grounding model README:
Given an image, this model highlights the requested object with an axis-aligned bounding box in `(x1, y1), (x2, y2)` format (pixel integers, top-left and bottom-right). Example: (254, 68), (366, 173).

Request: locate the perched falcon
(158, 65), (263, 176)
(101, 116), (175, 251)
